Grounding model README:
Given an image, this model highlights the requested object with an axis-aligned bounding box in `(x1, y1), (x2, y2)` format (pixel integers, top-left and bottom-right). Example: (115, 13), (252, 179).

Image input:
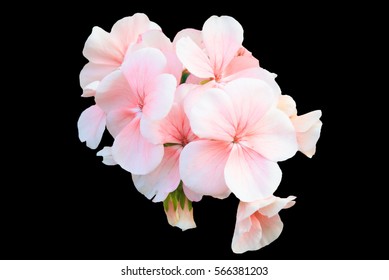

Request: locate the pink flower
(232, 196), (296, 254)
(175, 16), (279, 92)
(278, 95), (323, 157)
(78, 13), (160, 149)
(95, 47), (177, 174)
(80, 13), (160, 93)
(132, 84), (201, 202)
(180, 78), (297, 202)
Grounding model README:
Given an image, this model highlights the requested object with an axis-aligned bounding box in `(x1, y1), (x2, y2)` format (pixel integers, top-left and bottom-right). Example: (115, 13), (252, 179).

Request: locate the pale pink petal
(223, 56), (259, 77)
(244, 109), (298, 162)
(291, 110), (322, 158)
(143, 73), (176, 120)
(112, 117), (164, 175)
(231, 211), (263, 254)
(223, 78), (276, 133)
(96, 146), (117, 166)
(79, 62), (118, 89)
(277, 95), (297, 117)
(77, 105), (106, 149)
(183, 185), (203, 202)
(259, 196), (296, 217)
(110, 13), (161, 54)
(185, 74), (203, 84)
(292, 110), (322, 132)
(223, 67), (281, 96)
(132, 145), (181, 202)
(189, 88), (236, 141)
(95, 70), (138, 113)
(173, 28), (202, 47)
(176, 36), (214, 79)
(81, 81), (100, 97)
(202, 16), (243, 75)
(106, 108), (136, 137)
(225, 145), (281, 202)
(139, 29), (172, 52)
(121, 47), (167, 97)
(83, 27), (123, 65)
(180, 140), (231, 199)
(255, 213), (284, 249)
(163, 51), (184, 84)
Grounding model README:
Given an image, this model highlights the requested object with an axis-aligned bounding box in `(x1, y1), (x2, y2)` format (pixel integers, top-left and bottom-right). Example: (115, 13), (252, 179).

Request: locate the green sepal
(180, 70), (190, 84)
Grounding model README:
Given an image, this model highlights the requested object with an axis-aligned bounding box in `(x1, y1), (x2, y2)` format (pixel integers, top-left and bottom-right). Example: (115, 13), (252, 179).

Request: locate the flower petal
(79, 62), (118, 90)
(173, 28), (202, 47)
(176, 36), (214, 79)
(83, 26), (123, 65)
(112, 117), (164, 175)
(183, 184), (203, 202)
(121, 47), (167, 99)
(255, 213), (283, 250)
(292, 110), (322, 132)
(106, 108), (136, 137)
(244, 109), (298, 162)
(231, 211), (262, 254)
(110, 13), (160, 53)
(225, 145), (281, 202)
(189, 88), (236, 141)
(180, 140), (231, 199)
(132, 145), (181, 202)
(277, 95), (297, 117)
(259, 196), (296, 217)
(202, 16), (243, 75)
(143, 73), (176, 120)
(95, 70), (137, 113)
(96, 146), (117, 166)
(77, 105), (106, 149)
(81, 81), (100, 97)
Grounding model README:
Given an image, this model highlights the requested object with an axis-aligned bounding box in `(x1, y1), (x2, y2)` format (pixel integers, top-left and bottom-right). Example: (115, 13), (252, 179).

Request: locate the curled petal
(96, 146), (117, 166)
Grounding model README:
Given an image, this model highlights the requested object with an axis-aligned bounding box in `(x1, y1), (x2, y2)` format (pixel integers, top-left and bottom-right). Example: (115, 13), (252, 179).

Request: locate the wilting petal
(292, 111), (322, 158)
(143, 73), (176, 120)
(277, 95), (297, 117)
(180, 140), (231, 199)
(96, 146), (117, 165)
(225, 145), (281, 202)
(95, 70), (138, 113)
(176, 36), (214, 79)
(80, 62), (118, 90)
(83, 26), (123, 65)
(259, 196), (296, 217)
(231, 211), (263, 254)
(132, 146), (181, 202)
(202, 16), (243, 75)
(244, 109), (297, 162)
(121, 47), (167, 98)
(189, 88), (236, 141)
(112, 117), (164, 175)
(77, 105), (106, 149)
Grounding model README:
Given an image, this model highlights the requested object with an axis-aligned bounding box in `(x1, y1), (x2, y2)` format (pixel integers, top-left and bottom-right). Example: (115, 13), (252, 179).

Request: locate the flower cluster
(78, 13), (322, 253)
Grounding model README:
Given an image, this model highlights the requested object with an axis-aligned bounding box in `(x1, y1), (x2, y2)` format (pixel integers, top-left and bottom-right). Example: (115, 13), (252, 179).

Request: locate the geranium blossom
(180, 78), (297, 202)
(95, 47), (176, 174)
(78, 13), (161, 149)
(232, 196), (296, 253)
(78, 13), (323, 254)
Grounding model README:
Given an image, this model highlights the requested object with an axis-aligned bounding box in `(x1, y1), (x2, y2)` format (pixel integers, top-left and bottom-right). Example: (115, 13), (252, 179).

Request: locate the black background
(2, 3), (386, 260)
